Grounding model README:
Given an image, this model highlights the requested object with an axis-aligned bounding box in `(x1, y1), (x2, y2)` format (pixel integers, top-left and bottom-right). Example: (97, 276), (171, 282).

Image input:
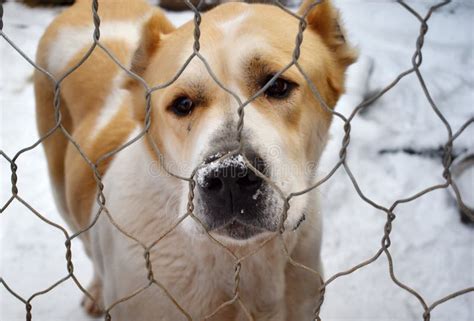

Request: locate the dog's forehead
(155, 4), (303, 86)
(202, 3), (300, 49)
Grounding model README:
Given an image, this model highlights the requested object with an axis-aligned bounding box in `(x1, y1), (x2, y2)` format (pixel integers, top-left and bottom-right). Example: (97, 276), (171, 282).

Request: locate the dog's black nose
(197, 152), (266, 221)
(201, 154), (263, 197)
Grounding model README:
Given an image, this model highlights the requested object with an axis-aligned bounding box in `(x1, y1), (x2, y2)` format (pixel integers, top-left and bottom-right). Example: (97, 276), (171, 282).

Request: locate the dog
(159, 0), (291, 12)
(35, 0), (356, 319)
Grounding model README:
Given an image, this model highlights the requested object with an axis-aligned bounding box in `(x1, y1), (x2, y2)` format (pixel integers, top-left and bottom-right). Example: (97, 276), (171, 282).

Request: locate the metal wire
(0, 0), (472, 320)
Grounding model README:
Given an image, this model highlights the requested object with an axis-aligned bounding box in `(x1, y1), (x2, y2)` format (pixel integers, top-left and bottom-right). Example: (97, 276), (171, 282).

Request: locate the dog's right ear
(128, 10), (175, 82)
(127, 10), (174, 121)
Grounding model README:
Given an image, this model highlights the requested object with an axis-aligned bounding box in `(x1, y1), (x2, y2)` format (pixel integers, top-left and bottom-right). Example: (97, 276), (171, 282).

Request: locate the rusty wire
(1, 0), (473, 320)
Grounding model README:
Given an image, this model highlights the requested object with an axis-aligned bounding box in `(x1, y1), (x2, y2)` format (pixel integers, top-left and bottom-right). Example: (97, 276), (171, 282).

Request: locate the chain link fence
(1, 0), (473, 320)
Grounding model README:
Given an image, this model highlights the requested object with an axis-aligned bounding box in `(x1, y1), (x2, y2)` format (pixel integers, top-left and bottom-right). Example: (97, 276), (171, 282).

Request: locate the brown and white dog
(35, 0), (355, 320)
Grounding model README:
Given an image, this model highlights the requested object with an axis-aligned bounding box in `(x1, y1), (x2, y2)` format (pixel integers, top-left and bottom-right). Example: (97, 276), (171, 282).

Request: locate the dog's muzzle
(196, 151), (273, 240)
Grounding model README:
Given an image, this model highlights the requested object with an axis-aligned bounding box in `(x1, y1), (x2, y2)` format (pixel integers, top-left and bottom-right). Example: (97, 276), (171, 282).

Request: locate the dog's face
(130, 1), (356, 242)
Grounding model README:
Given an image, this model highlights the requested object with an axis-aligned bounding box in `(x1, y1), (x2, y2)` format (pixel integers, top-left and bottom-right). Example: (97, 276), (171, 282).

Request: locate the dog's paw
(81, 277), (104, 317)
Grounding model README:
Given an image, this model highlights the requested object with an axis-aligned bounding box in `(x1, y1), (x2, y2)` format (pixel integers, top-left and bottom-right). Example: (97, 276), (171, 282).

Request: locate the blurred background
(1, 1), (473, 320)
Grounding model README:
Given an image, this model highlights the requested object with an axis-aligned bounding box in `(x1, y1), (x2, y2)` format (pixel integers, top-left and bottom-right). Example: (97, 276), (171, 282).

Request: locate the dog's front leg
(81, 273), (104, 317)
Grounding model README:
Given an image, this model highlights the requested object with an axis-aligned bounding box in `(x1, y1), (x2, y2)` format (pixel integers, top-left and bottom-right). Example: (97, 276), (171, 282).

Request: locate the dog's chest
(94, 218), (286, 320)
(90, 138), (288, 320)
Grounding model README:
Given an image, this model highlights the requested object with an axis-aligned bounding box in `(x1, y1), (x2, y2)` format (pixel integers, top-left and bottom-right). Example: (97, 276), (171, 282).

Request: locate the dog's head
(129, 1), (356, 243)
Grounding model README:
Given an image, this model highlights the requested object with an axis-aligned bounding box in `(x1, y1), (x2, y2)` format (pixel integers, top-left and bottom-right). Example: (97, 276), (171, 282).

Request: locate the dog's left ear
(129, 9), (175, 79)
(298, 0), (357, 68)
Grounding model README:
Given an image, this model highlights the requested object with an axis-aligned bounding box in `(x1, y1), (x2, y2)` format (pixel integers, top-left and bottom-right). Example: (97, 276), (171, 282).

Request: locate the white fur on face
(218, 8), (250, 35)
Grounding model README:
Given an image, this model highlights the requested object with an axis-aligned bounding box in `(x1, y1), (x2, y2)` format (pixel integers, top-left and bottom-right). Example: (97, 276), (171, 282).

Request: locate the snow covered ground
(1, 1), (473, 321)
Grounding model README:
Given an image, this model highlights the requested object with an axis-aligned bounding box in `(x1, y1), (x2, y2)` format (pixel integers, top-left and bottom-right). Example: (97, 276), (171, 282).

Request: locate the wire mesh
(0, 0), (473, 320)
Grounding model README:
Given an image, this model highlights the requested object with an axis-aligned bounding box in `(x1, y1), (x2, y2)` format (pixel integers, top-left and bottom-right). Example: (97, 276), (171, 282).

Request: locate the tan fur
(35, 0), (156, 230)
(35, 0), (355, 319)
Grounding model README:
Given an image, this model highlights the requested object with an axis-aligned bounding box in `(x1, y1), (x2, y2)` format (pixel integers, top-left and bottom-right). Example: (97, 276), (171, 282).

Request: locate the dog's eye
(171, 96), (194, 116)
(264, 77), (294, 99)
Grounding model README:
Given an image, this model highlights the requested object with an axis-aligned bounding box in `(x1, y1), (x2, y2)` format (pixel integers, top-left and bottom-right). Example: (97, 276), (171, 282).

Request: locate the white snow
(252, 188), (262, 200)
(196, 154), (245, 186)
(1, 1), (473, 321)
(450, 155), (474, 209)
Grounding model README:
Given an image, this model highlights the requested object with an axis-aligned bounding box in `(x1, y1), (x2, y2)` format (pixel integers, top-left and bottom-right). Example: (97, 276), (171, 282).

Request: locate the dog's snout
(202, 160), (263, 196)
(197, 152), (267, 222)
